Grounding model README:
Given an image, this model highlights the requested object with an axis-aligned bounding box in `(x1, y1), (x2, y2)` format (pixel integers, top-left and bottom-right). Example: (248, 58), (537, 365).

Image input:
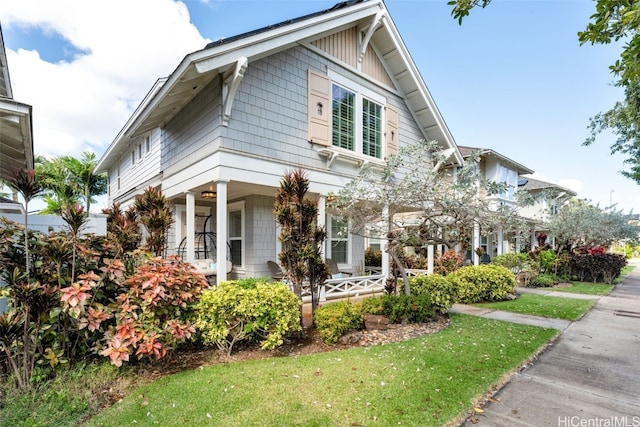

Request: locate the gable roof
(521, 176), (577, 197)
(458, 145), (534, 175)
(97, 0), (463, 173)
(0, 24), (34, 183)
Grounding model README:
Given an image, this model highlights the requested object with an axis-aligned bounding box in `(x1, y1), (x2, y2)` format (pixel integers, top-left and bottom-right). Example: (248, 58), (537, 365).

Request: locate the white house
(95, 0), (464, 284)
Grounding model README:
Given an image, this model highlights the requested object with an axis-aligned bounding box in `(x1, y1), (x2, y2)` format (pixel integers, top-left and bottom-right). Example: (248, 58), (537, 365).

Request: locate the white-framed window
(327, 216), (350, 264)
(329, 72), (385, 160)
(228, 201), (245, 267)
(498, 164), (518, 201)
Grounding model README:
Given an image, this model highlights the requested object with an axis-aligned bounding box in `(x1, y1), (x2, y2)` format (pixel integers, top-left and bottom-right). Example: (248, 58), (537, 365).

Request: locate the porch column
(382, 205), (390, 278)
(318, 195), (326, 258)
(427, 245), (434, 274)
(497, 227), (504, 255)
(185, 191), (195, 263)
(216, 180), (229, 285)
(473, 222), (480, 266)
(530, 228), (536, 251)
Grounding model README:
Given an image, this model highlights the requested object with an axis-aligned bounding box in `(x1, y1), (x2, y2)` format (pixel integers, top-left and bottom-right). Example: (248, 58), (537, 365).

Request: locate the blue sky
(0, 0), (635, 212)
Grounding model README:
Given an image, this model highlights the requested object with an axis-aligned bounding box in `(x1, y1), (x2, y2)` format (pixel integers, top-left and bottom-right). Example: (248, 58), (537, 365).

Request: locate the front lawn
(474, 293), (595, 321)
(539, 282), (613, 295)
(86, 314), (557, 427)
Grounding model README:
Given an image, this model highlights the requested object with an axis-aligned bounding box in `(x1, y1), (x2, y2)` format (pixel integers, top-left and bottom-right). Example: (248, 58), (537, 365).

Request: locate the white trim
(228, 200), (245, 269)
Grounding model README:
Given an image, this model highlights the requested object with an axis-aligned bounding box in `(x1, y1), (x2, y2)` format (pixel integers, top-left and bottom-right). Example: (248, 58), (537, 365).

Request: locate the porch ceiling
(0, 98), (34, 183)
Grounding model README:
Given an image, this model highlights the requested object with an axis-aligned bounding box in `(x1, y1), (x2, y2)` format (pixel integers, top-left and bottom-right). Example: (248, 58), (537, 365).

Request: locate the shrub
(409, 274), (457, 314)
(360, 295), (385, 315)
(569, 253), (627, 283)
(448, 265), (516, 304)
(529, 273), (559, 288)
(379, 293), (436, 324)
(194, 280), (301, 355)
(491, 253), (535, 275)
(365, 248), (382, 267)
(314, 301), (364, 344)
(434, 251), (464, 275)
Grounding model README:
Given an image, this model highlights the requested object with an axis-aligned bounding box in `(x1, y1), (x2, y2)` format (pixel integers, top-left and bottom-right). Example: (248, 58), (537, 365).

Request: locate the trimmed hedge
(409, 273), (457, 314)
(314, 301), (364, 344)
(448, 264), (516, 303)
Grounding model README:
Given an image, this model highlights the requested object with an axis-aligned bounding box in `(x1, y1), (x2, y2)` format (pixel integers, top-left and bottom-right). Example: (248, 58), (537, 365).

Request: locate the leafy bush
(360, 295), (385, 315)
(569, 253), (627, 284)
(529, 273), (559, 288)
(434, 251), (464, 275)
(448, 265), (516, 304)
(491, 253), (535, 275)
(379, 293), (436, 324)
(409, 274), (457, 314)
(365, 248), (382, 267)
(194, 280), (301, 355)
(314, 301), (364, 344)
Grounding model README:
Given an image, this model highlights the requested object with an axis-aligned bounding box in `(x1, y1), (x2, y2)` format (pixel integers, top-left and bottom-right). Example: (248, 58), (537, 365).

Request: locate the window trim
(328, 70), (386, 161)
(228, 201), (245, 268)
(327, 215), (351, 265)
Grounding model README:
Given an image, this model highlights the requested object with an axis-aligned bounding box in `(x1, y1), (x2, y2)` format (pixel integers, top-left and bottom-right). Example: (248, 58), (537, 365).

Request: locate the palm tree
(61, 151), (107, 214)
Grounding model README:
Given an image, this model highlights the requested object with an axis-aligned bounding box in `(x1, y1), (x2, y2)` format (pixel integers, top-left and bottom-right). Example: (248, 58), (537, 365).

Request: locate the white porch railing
(300, 274), (386, 303)
(406, 269), (429, 277)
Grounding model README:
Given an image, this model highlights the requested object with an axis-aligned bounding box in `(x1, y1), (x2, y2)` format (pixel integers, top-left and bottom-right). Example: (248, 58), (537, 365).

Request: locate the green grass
(474, 293), (595, 321)
(538, 264), (635, 296)
(86, 314), (557, 427)
(0, 362), (137, 427)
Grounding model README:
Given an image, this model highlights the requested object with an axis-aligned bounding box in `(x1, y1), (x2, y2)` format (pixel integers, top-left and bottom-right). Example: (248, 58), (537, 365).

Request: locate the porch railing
(300, 274), (386, 303)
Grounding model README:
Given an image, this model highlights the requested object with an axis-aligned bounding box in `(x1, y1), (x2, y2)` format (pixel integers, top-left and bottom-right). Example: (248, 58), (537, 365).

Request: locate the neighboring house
(457, 145), (535, 262)
(95, 0), (463, 284)
(0, 23), (34, 188)
(519, 176), (577, 249)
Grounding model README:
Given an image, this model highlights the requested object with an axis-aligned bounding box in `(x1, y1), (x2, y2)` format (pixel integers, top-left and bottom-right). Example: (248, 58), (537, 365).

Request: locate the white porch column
(382, 205), (390, 277)
(530, 228), (536, 251)
(215, 180), (229, 285)
(473, 222), (480, 266)
(497, 227), (504, 255)
(427, 245), (434, 274)
(185, 191), (195, 263)
(318, 195), (326, 258)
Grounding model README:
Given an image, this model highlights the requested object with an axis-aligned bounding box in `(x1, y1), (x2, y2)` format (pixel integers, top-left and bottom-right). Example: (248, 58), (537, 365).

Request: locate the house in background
(95, 0), (464, 284)
(519, 176), (577, 250)
(457, 145), (535, 263)
(0, 23), (34, 191)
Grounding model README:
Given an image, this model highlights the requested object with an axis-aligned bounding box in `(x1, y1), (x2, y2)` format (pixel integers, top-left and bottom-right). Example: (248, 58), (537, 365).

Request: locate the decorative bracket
(222, 56), (248, 126)
(358, 11), (385, 64)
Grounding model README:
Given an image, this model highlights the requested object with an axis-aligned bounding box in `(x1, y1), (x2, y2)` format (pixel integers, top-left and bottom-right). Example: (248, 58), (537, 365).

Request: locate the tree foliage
(274, 168), (329, 323)
(328, 140), (533, 295)
(547, 198), (639, 249)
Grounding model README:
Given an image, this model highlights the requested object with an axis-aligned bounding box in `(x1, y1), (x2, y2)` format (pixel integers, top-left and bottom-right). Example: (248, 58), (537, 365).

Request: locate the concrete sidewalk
(461, 261), (640, 426)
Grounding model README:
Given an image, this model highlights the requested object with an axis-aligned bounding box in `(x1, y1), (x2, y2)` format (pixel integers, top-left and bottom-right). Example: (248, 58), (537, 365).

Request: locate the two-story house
(457, 145), (535, 262)
(95, 0), (464, 284)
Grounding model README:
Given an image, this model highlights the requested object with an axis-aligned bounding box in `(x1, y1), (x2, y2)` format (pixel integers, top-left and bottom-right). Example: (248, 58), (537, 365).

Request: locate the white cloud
(0, 0), (208, 157)
(557, 178), (583, 194)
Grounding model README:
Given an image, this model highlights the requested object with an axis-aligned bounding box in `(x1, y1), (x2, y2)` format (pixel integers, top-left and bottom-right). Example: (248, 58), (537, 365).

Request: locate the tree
(274, 168), (330, 326)
(328, 139), (531, 296)
(36, 151), (107, 214)
(547, 198), (639, 249)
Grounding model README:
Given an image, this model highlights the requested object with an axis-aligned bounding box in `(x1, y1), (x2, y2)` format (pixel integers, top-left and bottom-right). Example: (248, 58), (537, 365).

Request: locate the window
(362, 99), (382, 158)
(331, 82), (383, 159)
(144, 135), (150, 153)
(498, 165), (518, 200)
(228, 202), (244, 267)
(332, 85), (355, 151)
(328, 217), (349, 264)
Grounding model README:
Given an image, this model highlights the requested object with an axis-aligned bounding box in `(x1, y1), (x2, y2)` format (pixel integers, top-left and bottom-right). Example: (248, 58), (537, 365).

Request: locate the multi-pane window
(331, 80), (383, 159)
(362, 99), (382, 158)
(228, 207), (243, 266)
(329, 217), (348, 264)
(498, 165), (518, 200)
(332, 85), (355, 151)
